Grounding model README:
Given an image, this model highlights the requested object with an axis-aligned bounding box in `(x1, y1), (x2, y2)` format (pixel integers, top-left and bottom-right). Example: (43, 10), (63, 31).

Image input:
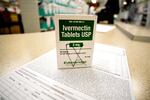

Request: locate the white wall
(19, 0), (40, 33)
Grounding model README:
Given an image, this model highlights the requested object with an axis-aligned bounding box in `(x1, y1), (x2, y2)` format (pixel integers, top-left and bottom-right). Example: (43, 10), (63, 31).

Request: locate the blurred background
(0, 0), (150, 34)
(0, 1), (150, 100)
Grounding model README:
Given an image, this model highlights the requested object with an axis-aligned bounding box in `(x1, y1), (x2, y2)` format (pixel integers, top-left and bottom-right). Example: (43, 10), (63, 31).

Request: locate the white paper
(0, 67), (96, 100)
(0, 43), (134, 100)
(92, 43), (129, 79)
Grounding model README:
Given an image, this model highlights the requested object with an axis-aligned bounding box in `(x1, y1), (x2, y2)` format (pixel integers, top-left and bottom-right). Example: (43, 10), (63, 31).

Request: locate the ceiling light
(91, 0), (96, 4)
(131, 0), (134, 2)
(123, 1), (127, 5)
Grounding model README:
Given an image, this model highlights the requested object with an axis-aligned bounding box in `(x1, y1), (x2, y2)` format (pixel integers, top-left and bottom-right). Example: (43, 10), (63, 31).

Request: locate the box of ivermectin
(55, 14), (97, 68)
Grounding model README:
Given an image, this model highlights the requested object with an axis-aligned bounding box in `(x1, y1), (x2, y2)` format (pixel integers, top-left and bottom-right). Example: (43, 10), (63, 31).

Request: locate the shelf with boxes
(37, 0), (88, 31)
(0, 0), (23, 34)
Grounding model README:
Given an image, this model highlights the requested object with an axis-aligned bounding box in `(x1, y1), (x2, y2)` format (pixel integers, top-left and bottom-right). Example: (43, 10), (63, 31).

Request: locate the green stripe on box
(69, 43), (83, 47)
(59, 20), (94, 41)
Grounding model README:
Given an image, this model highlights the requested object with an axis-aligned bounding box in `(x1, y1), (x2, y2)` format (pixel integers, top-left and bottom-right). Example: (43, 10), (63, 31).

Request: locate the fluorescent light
(114, 14), (118, 19)
(131, 0), (134, 2)
(123, 1), (127, 5)
(91, 0), (96, 4)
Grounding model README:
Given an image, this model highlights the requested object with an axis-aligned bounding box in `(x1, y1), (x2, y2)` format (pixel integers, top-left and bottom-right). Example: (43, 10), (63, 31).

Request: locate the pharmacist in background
(96, 0), (119, 24)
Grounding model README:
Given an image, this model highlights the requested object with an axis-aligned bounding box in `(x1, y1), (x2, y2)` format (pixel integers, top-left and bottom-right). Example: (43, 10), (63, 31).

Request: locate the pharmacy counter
(1, 27), (150, 100)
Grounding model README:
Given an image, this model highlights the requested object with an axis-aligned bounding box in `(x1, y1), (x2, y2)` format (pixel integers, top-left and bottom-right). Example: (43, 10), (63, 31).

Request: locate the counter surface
(0, 26), (150, 100)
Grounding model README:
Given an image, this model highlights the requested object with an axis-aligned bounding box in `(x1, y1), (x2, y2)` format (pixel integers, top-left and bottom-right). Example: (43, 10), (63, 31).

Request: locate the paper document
(92, 43), (129, 79)
(0, 43), (134, 100)
(0, 67), (96, 100)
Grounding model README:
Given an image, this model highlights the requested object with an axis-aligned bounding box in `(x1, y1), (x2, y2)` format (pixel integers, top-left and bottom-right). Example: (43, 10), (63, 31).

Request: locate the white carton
(55, 14), (97, 68)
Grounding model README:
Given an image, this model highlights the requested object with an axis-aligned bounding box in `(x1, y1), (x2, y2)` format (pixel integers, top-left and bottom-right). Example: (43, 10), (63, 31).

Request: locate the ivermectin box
(55, 14), (97, 68)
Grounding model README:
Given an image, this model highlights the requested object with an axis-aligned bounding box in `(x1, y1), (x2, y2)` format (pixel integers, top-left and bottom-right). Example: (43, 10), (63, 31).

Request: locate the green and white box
(55, 14), (97, 68)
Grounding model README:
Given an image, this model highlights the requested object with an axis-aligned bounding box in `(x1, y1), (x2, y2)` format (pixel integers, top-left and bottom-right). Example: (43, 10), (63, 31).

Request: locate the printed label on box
(55, 14), (97, 68)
